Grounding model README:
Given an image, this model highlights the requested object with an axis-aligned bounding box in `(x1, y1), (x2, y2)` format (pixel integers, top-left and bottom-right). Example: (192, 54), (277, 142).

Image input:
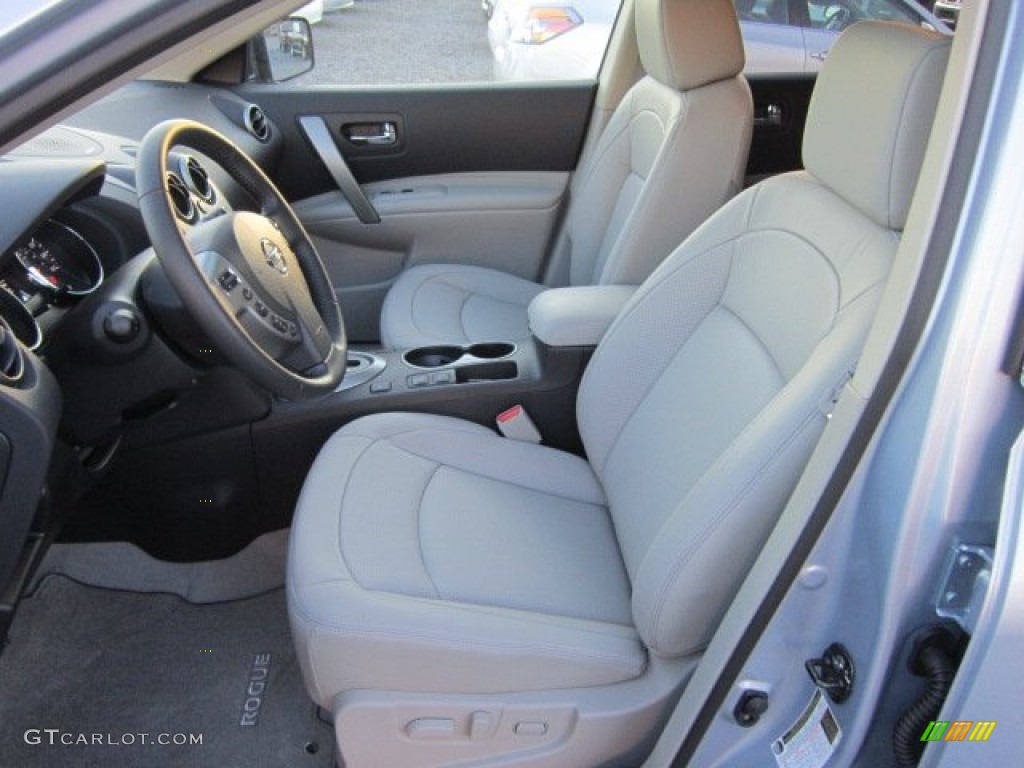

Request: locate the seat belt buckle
(496, 405), (542, 444)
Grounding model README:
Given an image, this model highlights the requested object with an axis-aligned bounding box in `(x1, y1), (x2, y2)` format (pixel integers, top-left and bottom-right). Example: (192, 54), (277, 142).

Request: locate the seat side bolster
(387, 428), (606, 507)
(597, 76), (753, 287)
(631, 293), (884, 656)
(290, 579), (646, 705)
(380, 264), (544, 348)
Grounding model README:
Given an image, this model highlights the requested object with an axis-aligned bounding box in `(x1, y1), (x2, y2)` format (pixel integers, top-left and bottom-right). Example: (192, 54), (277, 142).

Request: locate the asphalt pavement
(296, 0), (496, 86)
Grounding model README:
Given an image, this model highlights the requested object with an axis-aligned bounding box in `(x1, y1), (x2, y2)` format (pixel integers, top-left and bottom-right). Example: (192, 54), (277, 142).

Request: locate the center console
(342, 341), (519, 395)
(284, 337), (586, 438)
(253, 336), (593, 527)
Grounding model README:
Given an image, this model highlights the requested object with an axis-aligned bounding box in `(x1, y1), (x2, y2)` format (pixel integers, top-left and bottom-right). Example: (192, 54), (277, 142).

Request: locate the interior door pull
(299, 115), (381, 225)
(345, 122), (397, 147)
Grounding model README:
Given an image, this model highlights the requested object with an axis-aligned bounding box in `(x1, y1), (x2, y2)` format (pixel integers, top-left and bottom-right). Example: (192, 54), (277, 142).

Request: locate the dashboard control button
(369, 380), (392, 394)
(407, 373), (429, 388)
(103, 307), (141, 344)
(218, 270), (239, 292)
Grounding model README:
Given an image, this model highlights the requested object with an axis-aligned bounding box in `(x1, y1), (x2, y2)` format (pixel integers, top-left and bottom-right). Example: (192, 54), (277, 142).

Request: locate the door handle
(299, 115), (381, 225)
(343, 121), (398, 147)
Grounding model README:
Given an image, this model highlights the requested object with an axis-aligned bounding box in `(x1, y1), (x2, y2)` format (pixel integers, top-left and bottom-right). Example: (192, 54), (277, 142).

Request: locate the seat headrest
(803, 22), (951, 231)
(636, 0), (745, 91)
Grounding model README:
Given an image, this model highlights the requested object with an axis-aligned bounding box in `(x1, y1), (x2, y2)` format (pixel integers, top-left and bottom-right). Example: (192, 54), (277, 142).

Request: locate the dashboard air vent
(182, 156), (215, 203)
(244, 104), (271, 142)
(165, 172), (195, 222)
(0, 320), (25, 388)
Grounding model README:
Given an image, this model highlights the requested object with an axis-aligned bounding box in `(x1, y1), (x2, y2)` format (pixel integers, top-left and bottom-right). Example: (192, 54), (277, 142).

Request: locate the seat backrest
(577, 22), (951, 657)
(561, 0), (752, 288)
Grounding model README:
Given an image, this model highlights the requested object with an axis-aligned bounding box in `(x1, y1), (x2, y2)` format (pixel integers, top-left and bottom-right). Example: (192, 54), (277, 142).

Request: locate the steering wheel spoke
(137, 120), (347, 400)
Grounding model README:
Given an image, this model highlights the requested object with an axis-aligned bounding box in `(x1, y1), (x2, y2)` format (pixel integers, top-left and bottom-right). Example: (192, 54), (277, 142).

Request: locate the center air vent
(182, 156), (215, 204)
(165, 172), (195, 222)
(244, 104), (271, 142)
(0, 320), (25, 388)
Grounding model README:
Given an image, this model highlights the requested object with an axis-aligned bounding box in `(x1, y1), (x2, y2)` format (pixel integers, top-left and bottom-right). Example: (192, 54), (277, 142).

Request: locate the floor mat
(31, 529), (289, 603)
(0, 576), (334, 768)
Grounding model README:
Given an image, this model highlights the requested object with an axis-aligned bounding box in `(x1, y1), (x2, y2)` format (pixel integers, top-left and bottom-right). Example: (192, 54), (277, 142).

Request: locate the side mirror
(252, 17), (315, 82)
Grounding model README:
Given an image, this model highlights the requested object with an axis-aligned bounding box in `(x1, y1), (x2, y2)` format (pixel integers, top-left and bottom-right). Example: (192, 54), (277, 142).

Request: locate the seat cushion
(380, 264), (545, 349)
(288, 412), (645, 707)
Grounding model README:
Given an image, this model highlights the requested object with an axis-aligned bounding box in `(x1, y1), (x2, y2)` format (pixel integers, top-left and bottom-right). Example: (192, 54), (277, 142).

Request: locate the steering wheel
(136, 120), (346, 401)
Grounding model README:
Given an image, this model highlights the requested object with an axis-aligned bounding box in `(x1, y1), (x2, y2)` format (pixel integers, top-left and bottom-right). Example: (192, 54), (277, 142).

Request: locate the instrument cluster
(0, 218), (104, 349)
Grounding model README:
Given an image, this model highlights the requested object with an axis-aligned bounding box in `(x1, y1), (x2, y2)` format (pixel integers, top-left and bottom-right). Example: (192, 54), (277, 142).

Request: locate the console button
(514, 721), (548, 737)
(431, 370), (455, 386)
(369, 380), (392, 394)
(407, 374), (429, 388)
(406, 718), (455, 740)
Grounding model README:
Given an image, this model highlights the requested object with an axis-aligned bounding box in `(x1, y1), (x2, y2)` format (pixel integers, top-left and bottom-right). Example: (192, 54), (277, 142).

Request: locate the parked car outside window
(932, 0), (962, 26)
(487, 0), (623, 80)
(293, 0), (324, 25)
(485, 0), (949, 80)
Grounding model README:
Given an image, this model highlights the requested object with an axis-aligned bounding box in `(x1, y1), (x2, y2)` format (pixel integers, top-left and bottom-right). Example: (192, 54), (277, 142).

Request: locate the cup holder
(403, 342), (516, 369)
(466, 342), (515, 359)
(403, 345), (464, 369)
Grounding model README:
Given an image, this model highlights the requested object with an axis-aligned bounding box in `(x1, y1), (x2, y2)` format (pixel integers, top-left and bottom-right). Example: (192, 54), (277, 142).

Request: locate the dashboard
(0, 155), (140, 356)
(0, 84), (282, 358)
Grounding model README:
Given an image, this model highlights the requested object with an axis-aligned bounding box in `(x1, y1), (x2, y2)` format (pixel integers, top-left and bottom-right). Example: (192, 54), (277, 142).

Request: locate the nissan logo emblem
(261, 238), (288, 275)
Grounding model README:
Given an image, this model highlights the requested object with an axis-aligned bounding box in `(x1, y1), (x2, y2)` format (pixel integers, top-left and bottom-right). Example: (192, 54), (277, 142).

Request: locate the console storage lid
(528, 286), (637, 348)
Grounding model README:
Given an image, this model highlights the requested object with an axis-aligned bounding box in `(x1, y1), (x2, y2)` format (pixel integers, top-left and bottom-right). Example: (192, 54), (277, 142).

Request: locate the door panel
(236, 84), (596, 197)
(293, 172), (568, 341)
(233, 83), (594, 342)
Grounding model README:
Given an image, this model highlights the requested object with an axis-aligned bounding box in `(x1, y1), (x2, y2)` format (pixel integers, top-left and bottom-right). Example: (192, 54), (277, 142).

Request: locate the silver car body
(488, 0), (622, 80)
(294, 0), (324, 24)
(741, 0), (950, 74)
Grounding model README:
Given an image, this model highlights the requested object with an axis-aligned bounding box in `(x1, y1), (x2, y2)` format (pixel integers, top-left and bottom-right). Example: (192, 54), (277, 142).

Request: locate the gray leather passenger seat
(379, 0), (753, 348)
(288, 19), (952, 768)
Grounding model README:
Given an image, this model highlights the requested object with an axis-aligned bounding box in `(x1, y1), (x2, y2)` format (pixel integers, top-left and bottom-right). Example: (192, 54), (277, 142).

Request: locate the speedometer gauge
(13, 220), (103, 296)
(16, 237), (65, 291)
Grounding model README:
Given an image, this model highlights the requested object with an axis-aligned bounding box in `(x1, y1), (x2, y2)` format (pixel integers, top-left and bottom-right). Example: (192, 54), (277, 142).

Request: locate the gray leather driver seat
(379, 0), (753, 349)
(288, 22), (950, 768)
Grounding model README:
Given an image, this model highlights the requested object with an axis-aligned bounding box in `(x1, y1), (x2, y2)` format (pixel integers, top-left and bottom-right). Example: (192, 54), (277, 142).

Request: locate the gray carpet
(31, 528), (290, 603)
(0, 576), (334, 768)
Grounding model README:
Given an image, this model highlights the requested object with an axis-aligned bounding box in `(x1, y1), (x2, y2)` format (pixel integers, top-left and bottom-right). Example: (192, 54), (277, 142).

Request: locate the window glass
(805, 0), (916, 32)
(289, 0), (624, 86)
(734, 0), (791, 26)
